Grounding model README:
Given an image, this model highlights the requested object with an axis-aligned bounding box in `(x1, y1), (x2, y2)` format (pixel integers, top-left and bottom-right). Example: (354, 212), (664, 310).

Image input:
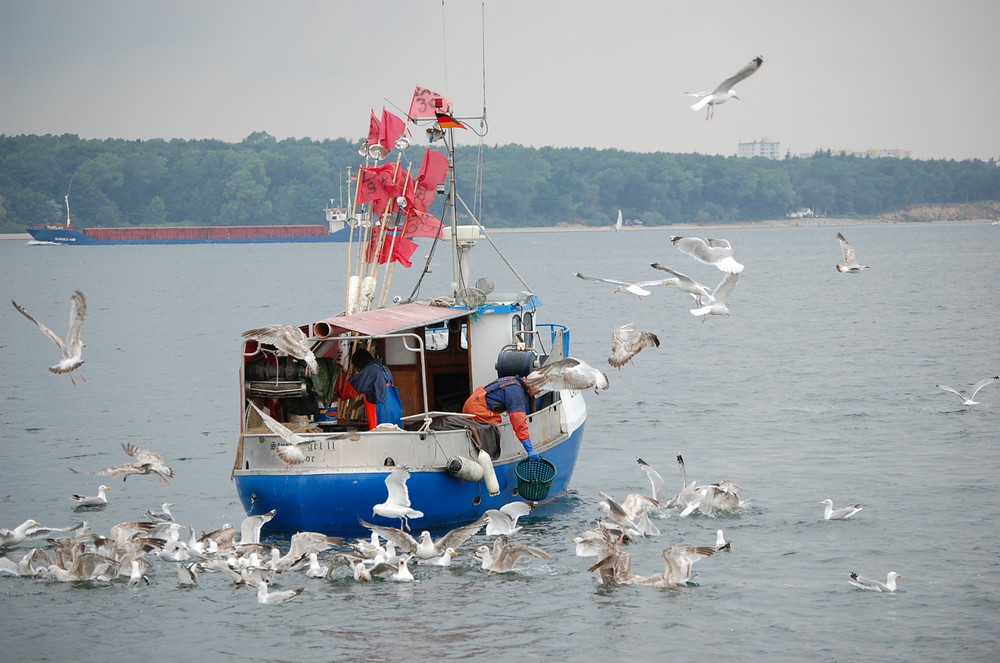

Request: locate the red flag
(366, 109), (381, 146)
(365, 228), (419, 267)
(404, 149), (448, 212)
(356, 164), (404, 205)
(435, 112), (466, 130)
(408, 86), (452, 120)
(402, 209), (444, 240)
(378, 108), (406, 153)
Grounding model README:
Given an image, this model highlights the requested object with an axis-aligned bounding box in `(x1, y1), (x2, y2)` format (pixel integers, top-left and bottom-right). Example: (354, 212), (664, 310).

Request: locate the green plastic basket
(515, 458), (557, 501)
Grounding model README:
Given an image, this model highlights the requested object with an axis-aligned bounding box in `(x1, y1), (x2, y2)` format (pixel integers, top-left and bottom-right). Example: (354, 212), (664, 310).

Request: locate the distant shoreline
(3, 217), (996, 242)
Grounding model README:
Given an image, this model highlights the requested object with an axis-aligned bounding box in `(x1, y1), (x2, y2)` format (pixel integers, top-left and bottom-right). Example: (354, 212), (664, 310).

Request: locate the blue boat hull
(234, 423), (585, 536)
(25, 226), (354, 245)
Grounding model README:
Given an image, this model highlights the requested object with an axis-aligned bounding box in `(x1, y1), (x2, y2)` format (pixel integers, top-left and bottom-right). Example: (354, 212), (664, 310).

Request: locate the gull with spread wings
(71, 442), (174, 484)
(525, 357), (609, 394)
(608, 323), (660, 369)
(246, 401), (347, 466)
(686, 56), (764, 120)
(241, 324), (318, 375)
(11, 290), (88, 383)
(835, 232), (870, 273)
(574, 272), (671, 298)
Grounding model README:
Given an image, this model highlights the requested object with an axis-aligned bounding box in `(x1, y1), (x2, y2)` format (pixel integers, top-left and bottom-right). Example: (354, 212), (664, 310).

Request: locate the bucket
(515, 458), (557, 501)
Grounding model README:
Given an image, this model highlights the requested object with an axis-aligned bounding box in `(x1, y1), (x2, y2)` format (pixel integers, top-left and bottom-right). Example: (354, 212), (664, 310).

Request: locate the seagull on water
(574, 272), (671, 298)
(70, 485), (111, 508)
(608, 323), (660, 369)
(848, 571), (902, 593)
(358, 513), (486, 560)
(686, 56), (764, 120)
(649, 263), (716, 306)
(835, 232), (870, 273)
(524, 357), (609, 394)
(474, 535), (550, 573)
(257, 578), (305, 604)
(372, 468), (424, 531)
(241, 324), (318, 375)
(246, 401), (347, 466)
(690, 272), (740, 321)
(819, 499), (863, 520)
(484, 501), (533, 536)
(71, 442), (174, 483)
(670, 236), (744, 273)
(11, 289), (88, 383)
(0, 520), (42, 549)
(935, 376), (999, 410)
(237, 509), (277, 545)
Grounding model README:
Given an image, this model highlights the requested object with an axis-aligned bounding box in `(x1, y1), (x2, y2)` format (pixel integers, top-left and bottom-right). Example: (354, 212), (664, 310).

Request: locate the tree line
(1, 131), (998, 234)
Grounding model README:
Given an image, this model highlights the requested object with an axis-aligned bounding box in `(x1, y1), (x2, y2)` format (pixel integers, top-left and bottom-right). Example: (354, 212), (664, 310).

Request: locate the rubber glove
(522, 438), (540, 460)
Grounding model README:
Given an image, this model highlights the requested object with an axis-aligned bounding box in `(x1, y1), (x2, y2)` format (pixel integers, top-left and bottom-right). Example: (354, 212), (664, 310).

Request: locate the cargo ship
(25, 197), (358, 245)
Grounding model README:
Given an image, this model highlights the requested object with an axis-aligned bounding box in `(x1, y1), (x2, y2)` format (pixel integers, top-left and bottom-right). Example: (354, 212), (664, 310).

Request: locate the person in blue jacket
(462, 374), (539, 459)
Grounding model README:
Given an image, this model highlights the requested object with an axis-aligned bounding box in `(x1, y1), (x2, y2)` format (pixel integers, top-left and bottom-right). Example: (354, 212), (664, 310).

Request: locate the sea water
(1, 222), (998, 662)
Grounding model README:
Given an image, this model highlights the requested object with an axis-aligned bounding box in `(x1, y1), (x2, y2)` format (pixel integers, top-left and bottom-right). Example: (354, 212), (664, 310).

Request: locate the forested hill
(1, 132), (998, 234)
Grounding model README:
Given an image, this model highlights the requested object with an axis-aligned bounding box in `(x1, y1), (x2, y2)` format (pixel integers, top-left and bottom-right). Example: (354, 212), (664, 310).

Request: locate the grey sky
(2, 0), (998, 161)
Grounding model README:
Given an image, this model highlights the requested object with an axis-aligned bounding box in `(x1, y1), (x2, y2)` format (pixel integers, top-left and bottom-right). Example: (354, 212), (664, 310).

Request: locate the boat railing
(525, 324), (569, 362)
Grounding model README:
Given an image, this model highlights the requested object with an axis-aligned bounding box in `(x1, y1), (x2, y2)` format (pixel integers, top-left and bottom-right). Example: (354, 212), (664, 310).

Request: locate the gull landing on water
(935, 376), (999, 410)
(686, 56), (764, 120)
(372, 468), (424, 531)
(835, 233), (870, 273)
(11, 290), (88, 384)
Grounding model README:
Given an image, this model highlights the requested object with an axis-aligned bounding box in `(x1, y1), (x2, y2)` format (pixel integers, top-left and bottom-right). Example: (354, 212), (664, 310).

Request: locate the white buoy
(447, 456), (485, 482)
(347, 275), (360, 314)
(477, 449), (500, 496)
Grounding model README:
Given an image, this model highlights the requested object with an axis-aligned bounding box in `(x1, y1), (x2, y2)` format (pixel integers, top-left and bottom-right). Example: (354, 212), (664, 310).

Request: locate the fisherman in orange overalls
(462, 375), (539, 459)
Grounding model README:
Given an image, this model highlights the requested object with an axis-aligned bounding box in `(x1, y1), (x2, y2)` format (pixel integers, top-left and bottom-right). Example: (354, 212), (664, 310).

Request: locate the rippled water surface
(2, 223), (998, 662)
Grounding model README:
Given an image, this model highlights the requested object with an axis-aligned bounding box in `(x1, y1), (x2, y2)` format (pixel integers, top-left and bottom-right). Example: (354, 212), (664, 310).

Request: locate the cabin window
(424, 324), (468, 351)
(522, 311), (535, 349)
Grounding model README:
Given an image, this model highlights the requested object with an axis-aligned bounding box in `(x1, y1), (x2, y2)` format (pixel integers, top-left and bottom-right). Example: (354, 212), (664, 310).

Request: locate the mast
(64, 194), (73, 229)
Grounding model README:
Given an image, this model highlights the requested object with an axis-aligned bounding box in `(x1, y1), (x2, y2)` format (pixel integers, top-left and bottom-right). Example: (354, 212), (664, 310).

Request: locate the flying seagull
(573, 272), (672, 298)
(372, 468), (424, 531)
(848, 571), (902, 593)
(525, 357), (610, 394)
(71, 442), (174, 483)
(246, 401), (347, 466)
(649, 264), (715, 305)
(241, 324), (318, 375)
(670, 236), (744, 273)
(835, 233), (870, 273)
(686, 56), (764, 120)
(608, 323), (660, 369)
(11, 290), (88, 383)
(690, 272), (740, 321)
(935, 376), (999, 410)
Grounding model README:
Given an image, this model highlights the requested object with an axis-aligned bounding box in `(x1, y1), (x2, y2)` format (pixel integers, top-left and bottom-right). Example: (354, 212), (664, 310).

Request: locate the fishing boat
(24, 199), (358, 245)
(232, 88), (589, 536)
